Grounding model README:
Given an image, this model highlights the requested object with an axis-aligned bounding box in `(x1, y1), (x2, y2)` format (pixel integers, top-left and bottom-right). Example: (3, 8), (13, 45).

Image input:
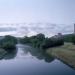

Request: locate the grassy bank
(47, 43), (75, 68)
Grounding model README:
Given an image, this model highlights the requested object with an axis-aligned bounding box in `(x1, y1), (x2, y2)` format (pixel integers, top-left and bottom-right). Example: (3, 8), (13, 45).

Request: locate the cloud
(0, 23), (73, 37)
(17, 23), (73, 37)
(0, 27), (16, 32)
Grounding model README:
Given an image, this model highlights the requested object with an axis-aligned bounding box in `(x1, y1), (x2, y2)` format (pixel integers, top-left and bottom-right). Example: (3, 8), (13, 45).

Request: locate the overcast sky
(0, 0), (75, 37)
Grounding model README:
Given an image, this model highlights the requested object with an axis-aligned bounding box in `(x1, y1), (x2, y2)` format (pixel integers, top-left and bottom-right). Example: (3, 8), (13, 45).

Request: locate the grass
(47, 43), (75, 68)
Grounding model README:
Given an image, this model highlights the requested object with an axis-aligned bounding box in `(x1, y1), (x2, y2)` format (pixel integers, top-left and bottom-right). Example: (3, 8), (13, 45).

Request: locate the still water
(0, 44), (75, 75)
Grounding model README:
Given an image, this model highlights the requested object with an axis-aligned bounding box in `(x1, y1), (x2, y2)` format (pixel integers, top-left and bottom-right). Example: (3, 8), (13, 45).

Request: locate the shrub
(0, 35), (17, 52)
(20, 33), (64, 50)
(2, 42), (15, 49)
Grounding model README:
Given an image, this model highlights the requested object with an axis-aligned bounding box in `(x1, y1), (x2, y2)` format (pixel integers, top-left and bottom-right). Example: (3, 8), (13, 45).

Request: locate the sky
(0, 0), (75, 37)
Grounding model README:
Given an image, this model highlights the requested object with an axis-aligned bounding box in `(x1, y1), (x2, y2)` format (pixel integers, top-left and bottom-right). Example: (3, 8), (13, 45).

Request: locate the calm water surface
(0, 44), (75, 75)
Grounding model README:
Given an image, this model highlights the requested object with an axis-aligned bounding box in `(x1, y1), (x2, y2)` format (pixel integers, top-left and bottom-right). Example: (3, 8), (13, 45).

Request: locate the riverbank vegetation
(0, 35), (17, 54)
(47, 43), (75, 68)
(0, 35), (17, 59)
(20, 33), (64, 50)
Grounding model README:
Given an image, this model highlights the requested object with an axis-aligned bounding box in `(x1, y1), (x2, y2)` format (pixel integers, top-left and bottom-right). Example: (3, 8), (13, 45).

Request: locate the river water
(0, 44), (75, 75)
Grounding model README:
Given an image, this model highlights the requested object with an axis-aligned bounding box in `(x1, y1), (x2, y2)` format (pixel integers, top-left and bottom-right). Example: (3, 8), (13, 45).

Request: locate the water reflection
(3, 49), (17, 60)
(0, 44), (75, 75)
(0, 49), (17, 60)
(0, 44), (54, 63)
(0, 44), (75, 70)
(22, 45), (55, 63)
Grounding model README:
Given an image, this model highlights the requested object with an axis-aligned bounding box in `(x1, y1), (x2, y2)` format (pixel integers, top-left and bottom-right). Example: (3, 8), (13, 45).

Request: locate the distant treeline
(63, 34), (75, 44)
(20, 33), (64, 50)
(0, 33), (75, 53)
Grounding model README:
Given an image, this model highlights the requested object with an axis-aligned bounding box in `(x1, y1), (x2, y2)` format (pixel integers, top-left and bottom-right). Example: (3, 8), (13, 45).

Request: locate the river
(0, 44), (75, 75)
